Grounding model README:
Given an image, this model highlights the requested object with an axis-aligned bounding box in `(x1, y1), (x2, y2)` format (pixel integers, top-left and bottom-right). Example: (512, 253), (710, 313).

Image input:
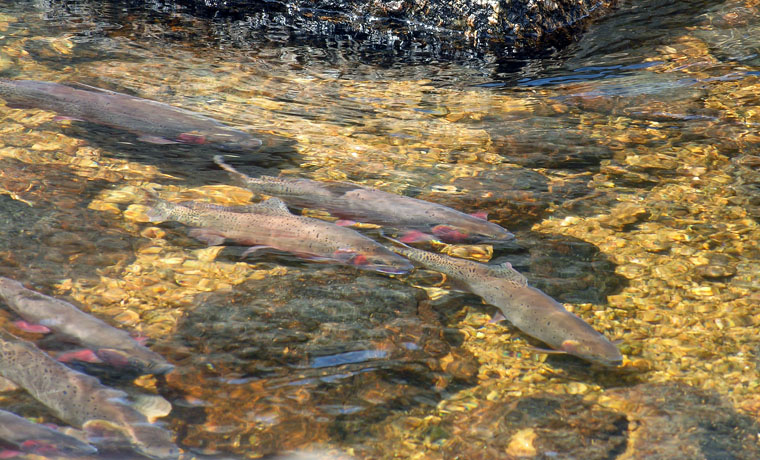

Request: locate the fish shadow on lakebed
(56, 121), (301, 186)
(161, 231), (634, 453)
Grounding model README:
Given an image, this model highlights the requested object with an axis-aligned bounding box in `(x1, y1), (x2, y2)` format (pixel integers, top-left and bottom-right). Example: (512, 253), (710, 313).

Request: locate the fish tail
(141, 189), (174, 223)
(213, 155), (253, 181)
(379, 230), (415, 258)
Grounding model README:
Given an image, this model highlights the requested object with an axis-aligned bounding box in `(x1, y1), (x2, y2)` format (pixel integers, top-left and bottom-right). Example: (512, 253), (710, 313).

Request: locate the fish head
(430, 220), (514, 244)
(95, 349), (175, 375)
(204, 131), (263, 151)
(332, 247), (414, 275)
(559, 337), (623, 368)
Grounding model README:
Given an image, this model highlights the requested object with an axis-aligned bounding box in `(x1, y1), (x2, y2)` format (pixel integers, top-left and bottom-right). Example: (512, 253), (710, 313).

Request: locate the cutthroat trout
(0, 277), (173, 375)
(389, 244), (623, 367)
(144, 195), (414, 275)
(0, 330), (179, 459)
(0, 409), (97, 457)
(214, 156), (514, 243)
(0, 79), (262, 151)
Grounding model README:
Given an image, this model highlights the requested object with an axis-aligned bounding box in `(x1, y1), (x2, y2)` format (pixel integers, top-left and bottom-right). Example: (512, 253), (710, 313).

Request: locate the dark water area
(1, 0), (760, 458)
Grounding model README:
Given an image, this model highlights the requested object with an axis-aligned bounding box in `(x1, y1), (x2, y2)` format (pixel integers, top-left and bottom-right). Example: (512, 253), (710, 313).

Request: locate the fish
(0, 79), (262, 151)
(0, 277), (174, 375)
(214, 156), (514, 243)
(144, 194), (414, 275)
(0, 329), (179, 459)
(0, 409), (97, 457)
(387, 242), (623, 367)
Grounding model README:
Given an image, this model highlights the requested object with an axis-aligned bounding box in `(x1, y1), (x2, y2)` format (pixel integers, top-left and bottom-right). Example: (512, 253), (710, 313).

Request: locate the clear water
(1, 0), (759, 458)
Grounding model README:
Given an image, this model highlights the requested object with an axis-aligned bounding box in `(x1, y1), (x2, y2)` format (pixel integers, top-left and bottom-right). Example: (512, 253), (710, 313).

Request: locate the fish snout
(560, 338), (623, 367)
(332, 248), (413, 274)
(358, 255), (414, 275)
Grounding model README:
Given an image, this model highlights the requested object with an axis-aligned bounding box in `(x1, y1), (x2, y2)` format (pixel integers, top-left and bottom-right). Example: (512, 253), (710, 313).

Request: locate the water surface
(1, 0), (759, 458)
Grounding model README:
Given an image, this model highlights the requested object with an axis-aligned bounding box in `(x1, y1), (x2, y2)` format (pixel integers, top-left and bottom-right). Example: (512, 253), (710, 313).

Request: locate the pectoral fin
(12, 320), (51, 334)
(469, 211), (489, 220)
(488, 311), (507, 323)
(526, 346), (567, 355)
(241, 245), (275, 258)
(188, 228), (226, 246)
(398, 230), (434, 243)
(56, 349), (103, 364)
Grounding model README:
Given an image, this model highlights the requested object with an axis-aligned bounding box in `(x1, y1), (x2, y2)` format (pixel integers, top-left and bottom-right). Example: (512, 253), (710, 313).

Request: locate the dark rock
(601, 382), (760, 460)
(171, 268), (479, 455)
(36, 0), (617, 64)
(0, 160), (137, 286)
(496, 232), (624, 304)
(420, 167), (597, 230)
(410, 382), (760, 460)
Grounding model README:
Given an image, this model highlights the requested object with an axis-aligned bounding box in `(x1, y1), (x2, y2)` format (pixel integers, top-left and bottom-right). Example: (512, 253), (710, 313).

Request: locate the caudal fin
(140, 189), (173, 223)
(213, 155), (249, 179)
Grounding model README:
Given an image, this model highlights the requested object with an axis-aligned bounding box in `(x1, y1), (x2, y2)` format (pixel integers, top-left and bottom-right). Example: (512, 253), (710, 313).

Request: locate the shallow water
(1, 0), (759, 458)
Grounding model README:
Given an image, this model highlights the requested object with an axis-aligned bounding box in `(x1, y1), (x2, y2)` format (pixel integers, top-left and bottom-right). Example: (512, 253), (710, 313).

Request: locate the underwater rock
(35, 0), (617, 63)
(399, 382), (759, 460)
(428, 168), (553, 230)
(599, 382), (760, 459)
(172, 267), (479, 455)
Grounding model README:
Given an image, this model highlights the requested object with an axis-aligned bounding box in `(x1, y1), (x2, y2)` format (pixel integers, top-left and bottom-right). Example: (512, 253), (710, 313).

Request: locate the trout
(0, 329), (179, 459)
(389, 244), (623, 367)
(214, 156), (514, 243)
(0, 79), (262, 151)
(145, 195), (413, 275)
(0, 409), (97, 457)
(0, 277), (174, 375)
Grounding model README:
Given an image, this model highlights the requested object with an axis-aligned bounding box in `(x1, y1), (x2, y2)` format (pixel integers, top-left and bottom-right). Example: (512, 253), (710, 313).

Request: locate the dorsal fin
(248, 197), (292, 215)
(489, 262), (528, 286)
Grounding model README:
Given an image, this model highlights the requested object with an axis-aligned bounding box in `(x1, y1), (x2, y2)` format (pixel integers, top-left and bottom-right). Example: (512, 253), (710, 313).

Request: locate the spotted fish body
(0, 409), (97, 456)
(214, 156), (514, 243)
(391, 245), (623, 367)
(0, 330), (179, 459)
(0, 79), (262, 151)
(145, 196), (413, 275)
(0, 277), (173, 375)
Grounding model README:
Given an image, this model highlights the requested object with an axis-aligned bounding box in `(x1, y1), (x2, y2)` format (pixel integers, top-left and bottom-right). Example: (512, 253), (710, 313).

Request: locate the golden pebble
(140, 227), (166, 239)
(691, 286), (714, 296)
(124, 204), (151, 223)
(441, 244), (492, 262)
(87, 199), (121, 215)
(506, 428), (537, 457)
(101, 185), (144, 204)
(196, 278), (217, 291)
(138, 246), (164, 255)
(113, 309), (140, 326)
(48, 37), (75, 55)
(161, 257), (185, 266)
(565, 382), (588, 395)
(193, 246), (225, 263)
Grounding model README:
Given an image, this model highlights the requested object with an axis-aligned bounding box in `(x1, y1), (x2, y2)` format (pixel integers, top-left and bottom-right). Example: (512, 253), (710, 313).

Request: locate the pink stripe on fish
(56, 349), (103, 364)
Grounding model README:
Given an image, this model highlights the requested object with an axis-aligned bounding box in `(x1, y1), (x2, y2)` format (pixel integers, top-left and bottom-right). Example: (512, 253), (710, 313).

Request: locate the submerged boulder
(144, 0), (617, 61)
